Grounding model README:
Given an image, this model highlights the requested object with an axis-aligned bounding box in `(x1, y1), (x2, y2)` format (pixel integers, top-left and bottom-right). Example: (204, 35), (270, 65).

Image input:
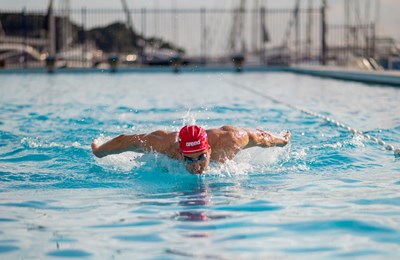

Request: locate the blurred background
(1, 0), (399, 70)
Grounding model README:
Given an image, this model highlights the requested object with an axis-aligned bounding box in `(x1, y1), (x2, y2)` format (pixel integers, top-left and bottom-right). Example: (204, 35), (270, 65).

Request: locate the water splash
(93, 141), (294, 177)
(21, 137), (84, 149)
(181, 109), (197, 126)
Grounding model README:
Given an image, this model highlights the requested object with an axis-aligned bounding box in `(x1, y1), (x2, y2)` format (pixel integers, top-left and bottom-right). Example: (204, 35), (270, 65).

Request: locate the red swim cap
(178, 125), (209, 154)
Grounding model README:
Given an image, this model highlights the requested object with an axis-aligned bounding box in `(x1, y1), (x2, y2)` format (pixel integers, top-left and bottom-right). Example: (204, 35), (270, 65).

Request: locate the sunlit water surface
(0, 72), (400, 259)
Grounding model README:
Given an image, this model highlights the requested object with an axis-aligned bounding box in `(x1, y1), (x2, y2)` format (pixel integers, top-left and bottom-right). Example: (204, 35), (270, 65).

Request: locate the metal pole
(320, 0), (327, 65)
(154, 1), (159, 37)
(260, 6), (265, 65)
(172, 8), (178, 47)
(306, 0), (313, 61)
(371, 23), (376, 59)
(82, 7), (86, 68)
(295, 2), (300, 64)
(201, 8), (206, 65)
(140, 8), (146, 66)
(142, 8), (146, 38)
(49, 4), (56, 57)
(22, 8), (28, 68)
(375, 0), (380, 39)
(345, 0), (349, 63)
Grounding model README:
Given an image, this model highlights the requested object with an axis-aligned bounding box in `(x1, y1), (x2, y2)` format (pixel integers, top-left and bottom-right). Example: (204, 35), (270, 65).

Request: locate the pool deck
(1, 65), (400, 87)
(287, 65), (400, 87)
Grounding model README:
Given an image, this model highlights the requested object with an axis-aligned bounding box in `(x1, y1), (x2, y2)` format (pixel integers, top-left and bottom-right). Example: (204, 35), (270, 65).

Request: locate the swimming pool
(1, 71), (399, 258)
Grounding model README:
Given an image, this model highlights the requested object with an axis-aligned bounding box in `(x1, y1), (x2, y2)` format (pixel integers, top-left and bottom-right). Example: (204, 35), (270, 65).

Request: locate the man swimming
(91, 125), (291, 175)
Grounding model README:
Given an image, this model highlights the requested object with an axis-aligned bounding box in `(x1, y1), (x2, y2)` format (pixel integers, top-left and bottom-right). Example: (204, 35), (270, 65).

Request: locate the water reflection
(175, 179), (229, 222)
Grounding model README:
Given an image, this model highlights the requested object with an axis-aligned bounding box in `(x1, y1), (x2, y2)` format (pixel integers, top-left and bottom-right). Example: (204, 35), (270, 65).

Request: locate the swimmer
(91, 125), (291, 175)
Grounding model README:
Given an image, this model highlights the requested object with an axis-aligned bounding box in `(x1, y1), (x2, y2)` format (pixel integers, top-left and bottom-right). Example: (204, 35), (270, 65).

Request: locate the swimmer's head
(178, 125), (211, 174)
(178, 125), (209, 154)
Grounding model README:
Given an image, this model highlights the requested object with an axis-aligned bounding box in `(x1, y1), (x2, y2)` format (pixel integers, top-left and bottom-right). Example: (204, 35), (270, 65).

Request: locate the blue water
(0, 72), (400, 259)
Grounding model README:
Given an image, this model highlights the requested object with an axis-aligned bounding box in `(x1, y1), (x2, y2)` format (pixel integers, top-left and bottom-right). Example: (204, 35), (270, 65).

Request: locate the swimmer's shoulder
(208, 126), (244, 147)
(146, 130), (179, 157)
(148, 129), (177, 139)
(206, 125), (237, 135)
(144, 130), (178, 148)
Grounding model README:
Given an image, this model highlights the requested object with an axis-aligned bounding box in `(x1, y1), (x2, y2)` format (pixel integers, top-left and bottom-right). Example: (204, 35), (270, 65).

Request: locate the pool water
(0, 72), (400, 258)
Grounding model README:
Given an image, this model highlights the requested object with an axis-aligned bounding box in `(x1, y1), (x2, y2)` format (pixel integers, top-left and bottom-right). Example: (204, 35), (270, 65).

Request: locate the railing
(0, 7), (382, 70)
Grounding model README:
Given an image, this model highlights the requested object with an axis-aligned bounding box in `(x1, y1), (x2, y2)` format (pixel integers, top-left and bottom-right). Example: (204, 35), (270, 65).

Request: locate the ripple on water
(50, 237), (78, 243)
(0, 218), (17, 222)
(351, 197), (400, 206)
(113, 234), (164, 242)
(337, 178), (362, 184)
(46, 249), (92, 258)
(214, 200), (283, 212)
(217, 231), (277, 242)
(334, 249), (385, 258)
(0, 148), (25, 158)
(278, 219), (397, 237)
(0, 200), (65, 210)
(0, 245), (19, 254)
(0, 154), (51, 163)
(88, 220), (163, 229)
(175, 220), (261, 231)
(174, 210), (230, 222)
(283, 246), (338, 254)
(0, 131), (19, 146)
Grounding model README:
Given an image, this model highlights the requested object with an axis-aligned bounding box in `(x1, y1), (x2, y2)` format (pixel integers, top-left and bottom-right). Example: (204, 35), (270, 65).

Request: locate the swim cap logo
(186, 140), (201, 147)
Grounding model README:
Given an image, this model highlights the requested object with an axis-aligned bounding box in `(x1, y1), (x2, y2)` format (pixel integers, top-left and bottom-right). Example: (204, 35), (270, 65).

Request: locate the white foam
(93, 145), (293, 176)
(350, 135), (366, 148)
(95, 152), (142, 172)
(318, 134), (366, 150)
(291, 148), (307, 161)
(206, 146), (292, 177)
(91, 135), (140, 172)
(181, 109), (197, 126)
(21, 137), (85, 149)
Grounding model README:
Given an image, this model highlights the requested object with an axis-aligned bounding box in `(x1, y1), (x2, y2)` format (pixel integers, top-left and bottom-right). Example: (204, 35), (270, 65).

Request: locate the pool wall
(1, 65), (400, 87)
(288, 65), (400, 87)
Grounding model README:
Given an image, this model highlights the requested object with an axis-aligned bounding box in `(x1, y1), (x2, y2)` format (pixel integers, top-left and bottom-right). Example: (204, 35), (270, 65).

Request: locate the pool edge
(1, 65), (399, 87)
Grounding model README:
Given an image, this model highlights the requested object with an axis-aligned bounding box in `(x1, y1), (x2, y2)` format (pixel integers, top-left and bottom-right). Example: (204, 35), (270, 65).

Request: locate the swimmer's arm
(92, 131), (172, 158)
(246, 129), (291, 148)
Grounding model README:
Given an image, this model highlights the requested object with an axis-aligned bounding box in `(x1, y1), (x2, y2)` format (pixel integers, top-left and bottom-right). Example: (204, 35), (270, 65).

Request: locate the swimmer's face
(181, 149), (211, 175)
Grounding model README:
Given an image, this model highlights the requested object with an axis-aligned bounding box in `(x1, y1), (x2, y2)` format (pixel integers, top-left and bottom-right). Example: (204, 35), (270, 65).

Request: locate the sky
(1, 0), (399, 41)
